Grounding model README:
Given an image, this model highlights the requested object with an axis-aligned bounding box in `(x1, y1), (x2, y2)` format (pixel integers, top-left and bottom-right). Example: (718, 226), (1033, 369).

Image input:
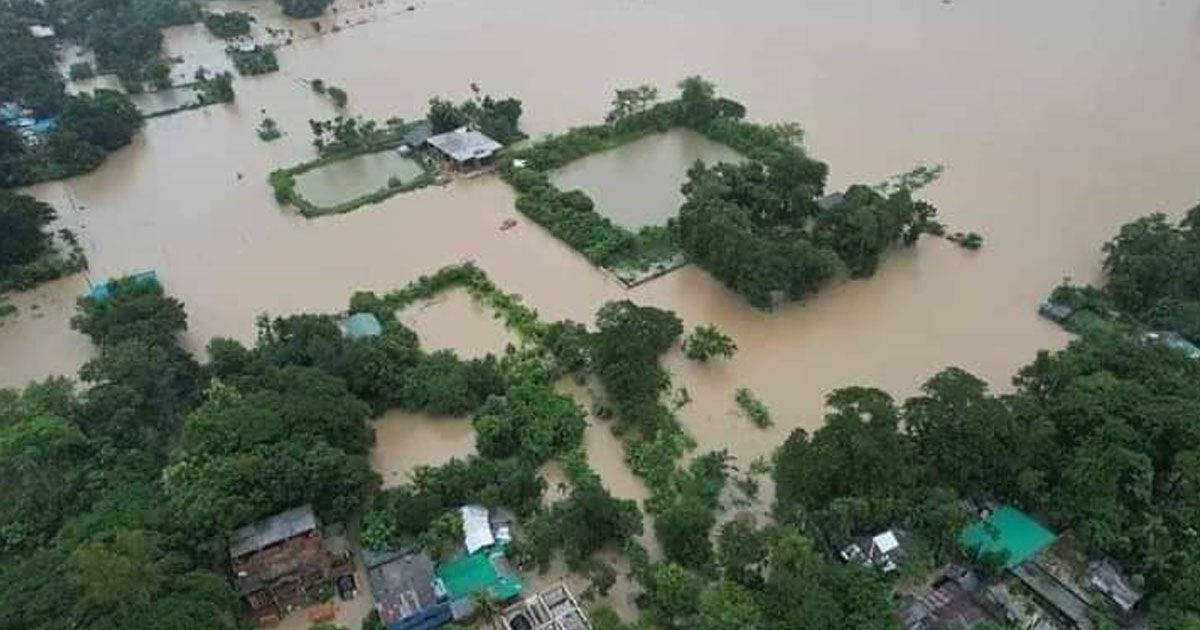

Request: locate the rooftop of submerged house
(425, 127), (503, 163)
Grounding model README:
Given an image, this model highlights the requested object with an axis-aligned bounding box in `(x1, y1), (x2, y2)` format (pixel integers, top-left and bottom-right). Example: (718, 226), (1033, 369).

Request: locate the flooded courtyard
(4, 0), (1200, 617)
(397, 287), (513, 357)
(550, 128), (744, 229)
(371, 410), (476, 488)
(293, 151), (425, 208)
(130, 86), (202, 116)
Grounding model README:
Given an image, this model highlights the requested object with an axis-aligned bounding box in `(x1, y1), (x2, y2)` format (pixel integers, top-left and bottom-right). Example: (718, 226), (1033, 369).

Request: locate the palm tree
(472, 591), (503, 628)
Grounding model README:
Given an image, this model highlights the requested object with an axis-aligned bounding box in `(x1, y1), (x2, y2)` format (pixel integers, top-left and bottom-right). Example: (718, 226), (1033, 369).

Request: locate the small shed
(461, 505), (494, 554)
(0, 102), (25, 122)
(898, 579), (990, 630)
(425, 127), (502, 171)
(86, 270), (159, 302)
(28, 25), (55, 39)
(364, 548), (452, 630)
(1038, 300), (1075, 324)
(1147, 331), (1200, 360)
(343, 312), (382, 339)
(1088, 559), (1141, 613)
(401, 120), (433, 150)
(840, 528), (909, 573)
(816, 191), (845, 212)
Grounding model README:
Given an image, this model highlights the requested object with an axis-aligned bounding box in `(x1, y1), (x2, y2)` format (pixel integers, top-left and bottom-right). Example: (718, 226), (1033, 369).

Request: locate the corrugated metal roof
(425, 127), (502, 163)
(402, 120), (433, 147)
(461, 505), (494, 554)
(229, 505), (317, 558)
(1089, 559), (1141, 612)
(816, 191), (845, 211)
(366, 550), (441, 625)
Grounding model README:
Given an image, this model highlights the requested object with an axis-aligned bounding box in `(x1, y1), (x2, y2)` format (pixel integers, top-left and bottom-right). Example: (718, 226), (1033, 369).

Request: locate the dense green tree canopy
(0, 279), (241, 628)
(640, 531), (898, 630)
(766, 276), (1200, 624)
(427, 94), (524, 144)
(0, 15), (65, 112)
(72, 278), (188, 347)
(541, 471), (644, 567)
(683, 324), (737, 362)
(655, 496), (717, 569)
(473, 379), (586, 464)
(0, 192), (56, 268)
(0, 380), (89, 554)
(277, 0), (332, 18)
(1100, 207), (1200, 342)
(678, 161), (841, 308)
(202, 11), (252, 39)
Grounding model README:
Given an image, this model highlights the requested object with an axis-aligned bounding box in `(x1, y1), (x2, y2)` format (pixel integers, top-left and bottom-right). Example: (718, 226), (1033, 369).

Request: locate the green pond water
(294, 151), (424, 208)
(550, 128), (744, 229)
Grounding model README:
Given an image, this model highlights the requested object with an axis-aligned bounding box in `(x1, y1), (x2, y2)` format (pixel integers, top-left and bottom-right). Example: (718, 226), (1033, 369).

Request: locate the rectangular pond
(550, 128), (744, 229)
(293, 151), (425, 209)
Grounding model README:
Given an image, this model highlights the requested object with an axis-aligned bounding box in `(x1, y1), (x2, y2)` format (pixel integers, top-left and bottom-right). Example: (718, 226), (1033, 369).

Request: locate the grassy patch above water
(734, 387), (772, 428)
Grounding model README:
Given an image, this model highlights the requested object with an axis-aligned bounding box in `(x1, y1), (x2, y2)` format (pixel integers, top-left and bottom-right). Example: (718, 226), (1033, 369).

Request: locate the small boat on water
(499, 218), (518, 231)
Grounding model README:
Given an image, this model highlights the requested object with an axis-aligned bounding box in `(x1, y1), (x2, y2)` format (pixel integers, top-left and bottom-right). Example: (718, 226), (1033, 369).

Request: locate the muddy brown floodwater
(4, 0), (1200, 619)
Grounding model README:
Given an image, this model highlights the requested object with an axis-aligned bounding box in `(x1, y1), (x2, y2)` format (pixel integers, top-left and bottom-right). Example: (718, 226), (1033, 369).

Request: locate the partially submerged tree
(683, 325), (737, 362)
(605, 84), (659, 123)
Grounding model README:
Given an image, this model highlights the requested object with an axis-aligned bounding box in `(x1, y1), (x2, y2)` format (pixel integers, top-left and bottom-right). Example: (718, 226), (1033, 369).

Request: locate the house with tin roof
(425, 127), (502, 172)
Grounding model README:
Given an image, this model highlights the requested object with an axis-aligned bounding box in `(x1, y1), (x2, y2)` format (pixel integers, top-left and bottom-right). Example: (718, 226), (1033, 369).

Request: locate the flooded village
(3, 1), (1200, 629)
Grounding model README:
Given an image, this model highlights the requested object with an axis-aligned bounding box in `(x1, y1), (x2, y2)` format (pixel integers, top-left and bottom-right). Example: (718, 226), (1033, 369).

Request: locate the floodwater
(371, 290), (511, 488)
(294, 151), (425, 208)
(550, 128), (744, 229)
(398, 287), (513, 356)
(5, 0), (1200, 615)
(371, 409), (476, 488)
(130, 87), (197, 116)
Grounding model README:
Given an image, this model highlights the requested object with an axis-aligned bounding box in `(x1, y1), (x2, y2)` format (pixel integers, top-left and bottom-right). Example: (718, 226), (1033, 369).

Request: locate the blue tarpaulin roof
(87, 271), (158, 301)
(344, 312), (383, 339)
(27, 118), (55, 133)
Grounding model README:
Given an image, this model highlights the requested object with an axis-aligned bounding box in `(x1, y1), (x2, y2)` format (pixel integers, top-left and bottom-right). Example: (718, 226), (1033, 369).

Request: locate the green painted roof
(436, 549), (522, 602)
(961, 505), (1056, 568)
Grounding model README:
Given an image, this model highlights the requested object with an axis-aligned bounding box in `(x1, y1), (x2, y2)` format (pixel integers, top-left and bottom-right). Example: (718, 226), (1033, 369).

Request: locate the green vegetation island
(3, 198), (1200, 628)
(269, 94), (524, 217)
(501, 78), (946, 306)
